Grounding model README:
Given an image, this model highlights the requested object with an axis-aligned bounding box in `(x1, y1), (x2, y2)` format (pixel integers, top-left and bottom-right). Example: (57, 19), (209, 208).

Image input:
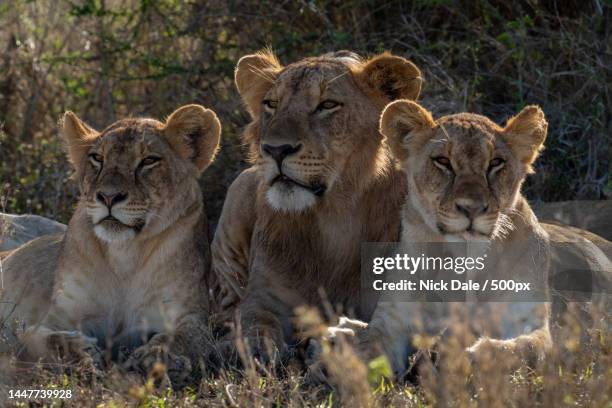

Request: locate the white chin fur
(94, 224), (136, 243)
(266, 184), (316, 212)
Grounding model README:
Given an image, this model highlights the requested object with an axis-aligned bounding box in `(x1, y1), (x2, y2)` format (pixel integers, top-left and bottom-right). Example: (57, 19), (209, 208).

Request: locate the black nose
(262, 143), (302, 164)
(455, 199), (488, 220)
(96, 191), (128, 208)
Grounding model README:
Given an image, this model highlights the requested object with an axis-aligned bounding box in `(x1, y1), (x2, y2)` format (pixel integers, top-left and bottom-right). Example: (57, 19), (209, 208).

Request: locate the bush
(0, 0), (610, 224)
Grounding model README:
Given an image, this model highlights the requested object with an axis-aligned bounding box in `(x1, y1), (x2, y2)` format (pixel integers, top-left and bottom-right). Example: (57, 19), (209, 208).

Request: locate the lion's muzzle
(262, 143), (302, 167)
(270, 174), (326, 197)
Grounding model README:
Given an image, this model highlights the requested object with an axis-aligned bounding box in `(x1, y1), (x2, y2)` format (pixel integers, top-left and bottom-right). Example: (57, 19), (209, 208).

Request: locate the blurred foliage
(0, 0), (610, 224)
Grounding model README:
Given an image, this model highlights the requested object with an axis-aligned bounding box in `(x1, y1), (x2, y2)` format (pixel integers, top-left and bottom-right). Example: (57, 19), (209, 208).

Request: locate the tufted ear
(501, 105), (547, 169)
(235, 49), (283, 118)
(380, 100), (435, 162)
(358, 53), (422, 102)
(61, 111), (98, 172)
(164, 104), (221, 173)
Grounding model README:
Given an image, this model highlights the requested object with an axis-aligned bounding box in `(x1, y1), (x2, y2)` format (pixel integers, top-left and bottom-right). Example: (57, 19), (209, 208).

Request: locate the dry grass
(0, 306), (610, 407)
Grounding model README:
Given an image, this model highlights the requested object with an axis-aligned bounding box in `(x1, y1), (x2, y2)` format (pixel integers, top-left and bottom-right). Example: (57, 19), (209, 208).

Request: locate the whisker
(248, 64), (276, 84)
(438, 122), (451, 142)
(325, 69), (350, 86)
(492, 213), (515, 239)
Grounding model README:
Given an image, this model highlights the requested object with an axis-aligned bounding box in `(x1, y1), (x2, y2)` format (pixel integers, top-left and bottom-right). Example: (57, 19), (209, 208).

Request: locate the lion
(322, 101), (611, 377)
(0, 105), (220, 384)
(210, 50), (422, 358)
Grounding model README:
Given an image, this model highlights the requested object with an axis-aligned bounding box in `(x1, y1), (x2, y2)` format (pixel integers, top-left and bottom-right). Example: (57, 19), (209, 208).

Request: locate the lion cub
(0, 105), (220, 383)
(328, 101), (611, 377)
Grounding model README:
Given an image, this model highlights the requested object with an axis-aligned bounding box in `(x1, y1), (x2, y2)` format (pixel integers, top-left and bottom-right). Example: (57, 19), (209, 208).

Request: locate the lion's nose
(262, 143), (302, 164)
(96, 191), (128, 208)
(455, 198), (488, 220)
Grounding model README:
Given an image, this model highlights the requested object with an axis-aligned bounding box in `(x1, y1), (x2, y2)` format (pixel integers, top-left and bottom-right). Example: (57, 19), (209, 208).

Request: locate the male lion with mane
(211, 50), (422, 359)
(0, 105), (220, 385)
(326, 100), (611, 378)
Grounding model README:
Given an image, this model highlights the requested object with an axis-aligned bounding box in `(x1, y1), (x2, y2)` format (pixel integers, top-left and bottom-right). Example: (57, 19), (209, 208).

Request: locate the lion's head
(380, 101), (547, 241)
(235, 50), (422, 212)
(62, 105), (221, 242)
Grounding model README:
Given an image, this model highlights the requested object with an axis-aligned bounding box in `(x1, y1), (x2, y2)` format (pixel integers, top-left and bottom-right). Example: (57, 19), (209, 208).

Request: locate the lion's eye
(262, 100), (278, 112)
(432, 156), (452, 171)
(140, 156), (161, 167)
(316, 100), (341, 111)
(89, 153), (103, 166)
(488, 157), (505, 173)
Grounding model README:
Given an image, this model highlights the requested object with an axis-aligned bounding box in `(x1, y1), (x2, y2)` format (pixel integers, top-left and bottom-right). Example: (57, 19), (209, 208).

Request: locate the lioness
(0, 105), (220, 383)
(330, 101), (611, 376)
(211, 50), (422, 356)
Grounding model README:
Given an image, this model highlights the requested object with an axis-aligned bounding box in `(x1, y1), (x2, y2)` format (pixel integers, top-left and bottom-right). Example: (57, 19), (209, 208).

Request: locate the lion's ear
(164, 104), (221, 173)
(358, 53), (422, 102)
(502, 105), (547, 168)
(61, 111), (98, 171)
(235, 50), (283, 118)
(380, 100), (435, 162)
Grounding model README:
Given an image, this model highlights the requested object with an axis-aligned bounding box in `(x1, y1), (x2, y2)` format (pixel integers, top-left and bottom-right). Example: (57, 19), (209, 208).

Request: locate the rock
(534, 200), (612, 241)
(0, 213), (66, 252)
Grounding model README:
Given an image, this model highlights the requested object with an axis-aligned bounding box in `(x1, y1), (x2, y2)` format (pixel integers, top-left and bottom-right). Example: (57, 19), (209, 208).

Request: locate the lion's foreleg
(467, 323), (552, 370)
(128, 313), (211, 385)
(20, 305), (101, 365)
(363, 301), (427, 376)
(237, 291), (290, 364)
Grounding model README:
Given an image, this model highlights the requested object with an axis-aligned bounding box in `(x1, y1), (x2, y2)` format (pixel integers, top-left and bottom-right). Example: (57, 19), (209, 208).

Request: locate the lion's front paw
(207, 339), (240, 370)
(126, 343), (192, 386)
(47, 331), (103, 366)
(207, 336), (285, 373)
(466, 337), (525, 373)
(245, 336), (286, 366)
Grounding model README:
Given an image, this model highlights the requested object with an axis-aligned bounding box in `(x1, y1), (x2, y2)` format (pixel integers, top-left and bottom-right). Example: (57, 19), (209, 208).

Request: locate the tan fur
(342, 101), (611, 376)
(211, 51), (422, 353)
(0, 235), (63, 336)
(0, 105), (221, 384)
